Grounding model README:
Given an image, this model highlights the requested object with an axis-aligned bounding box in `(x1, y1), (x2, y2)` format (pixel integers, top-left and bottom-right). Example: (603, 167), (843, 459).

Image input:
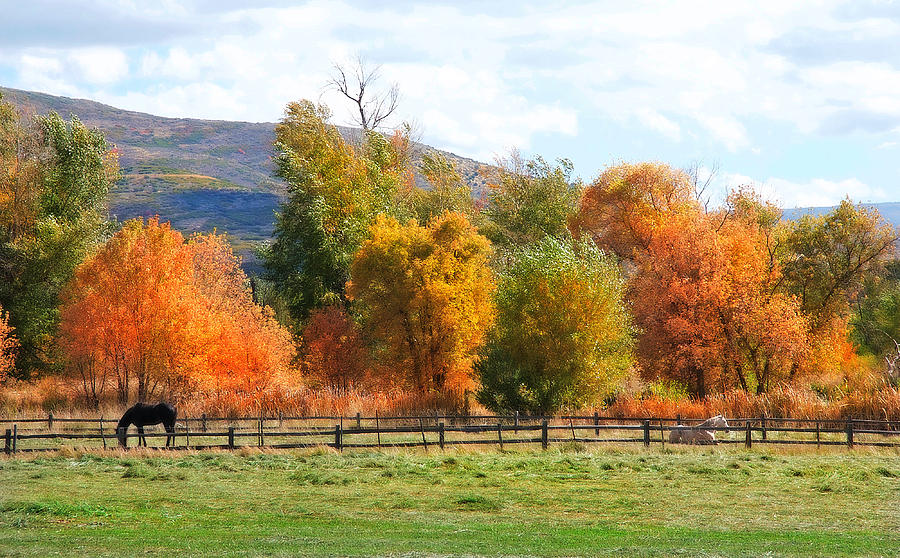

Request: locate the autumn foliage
(348, 212), (495, 396)
(630, 212), (808, 396)
(0, 305), (17, 382)
(59, 218), (295, 408)
(300, 304), (369, 392)
(477, 237), (634, 414)
(573, 161), (700, 261)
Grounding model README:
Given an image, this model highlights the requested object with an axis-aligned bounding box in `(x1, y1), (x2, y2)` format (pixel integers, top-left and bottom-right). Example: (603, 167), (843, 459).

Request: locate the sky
(2, 0), (900, 208)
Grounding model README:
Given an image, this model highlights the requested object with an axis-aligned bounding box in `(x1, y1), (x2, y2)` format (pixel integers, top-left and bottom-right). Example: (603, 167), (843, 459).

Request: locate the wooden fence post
(497, 423), (504, 451)
(185, 422), (190, 449)
(356, 412), (361, 430)
(676, 414), (682, 426)
(375, 411), (381, 449)
(744, 421), (752, 449)
(541, 420), (549, 450)
(335, 424), (342, 452)
(201, 413), (208, 432)
(643, 420), (650, 447)
(439, 422), (445, 450)
(12, 424), (16, 454)
(815, 421), (820, 449)
(514, 411), (519, 433)
(227, 427), (235, 449)
(659, 419), (665, 449)
(846, 419), (854, 448)
(419, 418), (428, 451)
(99, 417), (107, 450)
(4, 429), (10, 455)
(594, 411), (600, 435)
(761, 417), (767, 441)
(278, 411), (283, 429)
(48, 412), (53, 430)
(258, 416), (264, 447)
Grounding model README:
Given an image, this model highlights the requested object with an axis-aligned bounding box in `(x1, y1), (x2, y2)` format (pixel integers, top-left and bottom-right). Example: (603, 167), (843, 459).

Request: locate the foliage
(481, 151), (581, 253)
(0, 97), (118, 377)
(572, 161), (700, 262)
(631, 212), (808, 396)
(347, 212), (495, 395)
(301, 304), (369, 393)
(188, 232), (297, 398)
(262, 100), (412, 324)
(410, 151), (476, 224)
(781, 200), (897, 333)
(58, 218), (198, 405)
(851, 260), (900, 358)
(58, 218), (295, 407)
(0, 305), (17, 382)
(477, 237), (634, 414)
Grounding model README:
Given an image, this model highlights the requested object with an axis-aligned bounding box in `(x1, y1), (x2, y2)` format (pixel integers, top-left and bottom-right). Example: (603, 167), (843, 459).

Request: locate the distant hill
(0, 86), (490, 272)
(783, 202), (900, 228)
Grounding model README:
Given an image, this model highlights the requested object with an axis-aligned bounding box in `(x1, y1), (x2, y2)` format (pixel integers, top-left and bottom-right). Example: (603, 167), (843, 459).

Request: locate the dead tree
(327, 56), (400, 131)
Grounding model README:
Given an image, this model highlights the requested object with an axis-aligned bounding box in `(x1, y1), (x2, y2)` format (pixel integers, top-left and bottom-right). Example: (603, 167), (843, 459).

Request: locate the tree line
(1, 86), (898, 414)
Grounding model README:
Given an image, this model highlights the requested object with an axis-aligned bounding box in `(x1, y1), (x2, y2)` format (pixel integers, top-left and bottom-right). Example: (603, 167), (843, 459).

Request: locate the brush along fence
(2, 414), (899, 454)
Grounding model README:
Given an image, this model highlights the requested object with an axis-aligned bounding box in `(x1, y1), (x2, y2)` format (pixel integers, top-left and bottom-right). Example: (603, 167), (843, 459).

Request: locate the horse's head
(116, 426), (128, 448)
(715, 415), (730, 433)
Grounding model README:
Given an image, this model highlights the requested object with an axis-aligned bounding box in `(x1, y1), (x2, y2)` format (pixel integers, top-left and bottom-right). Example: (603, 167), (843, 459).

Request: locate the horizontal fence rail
(2, 413), (899, 455)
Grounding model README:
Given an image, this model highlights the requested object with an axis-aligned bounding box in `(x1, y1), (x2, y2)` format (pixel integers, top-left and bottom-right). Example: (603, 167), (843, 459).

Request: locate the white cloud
(68, 47), (129, 84)
(635, 109), (681, 142)
(5, 0), (900, 203)
(718, 172), (889, 208)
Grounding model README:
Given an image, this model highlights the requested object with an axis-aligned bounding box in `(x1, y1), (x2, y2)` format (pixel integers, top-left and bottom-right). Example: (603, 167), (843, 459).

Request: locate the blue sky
(2, 0), (900, 207)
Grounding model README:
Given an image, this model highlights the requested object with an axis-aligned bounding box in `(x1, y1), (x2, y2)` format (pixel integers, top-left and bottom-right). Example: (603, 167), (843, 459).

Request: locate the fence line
(3, 414), (900, 455)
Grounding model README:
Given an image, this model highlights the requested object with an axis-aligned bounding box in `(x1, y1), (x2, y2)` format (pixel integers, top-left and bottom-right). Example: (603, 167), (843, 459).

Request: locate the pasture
(1, 446), (898, 557)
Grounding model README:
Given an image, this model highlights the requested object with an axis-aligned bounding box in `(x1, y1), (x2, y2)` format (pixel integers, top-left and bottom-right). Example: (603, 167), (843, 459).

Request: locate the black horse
(116, 403), (177, 448)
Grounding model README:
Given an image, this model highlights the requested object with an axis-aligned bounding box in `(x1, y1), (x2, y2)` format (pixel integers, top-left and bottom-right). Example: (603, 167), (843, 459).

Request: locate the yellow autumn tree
(0, 304), (17, 382)
(347, 212), (495, 395)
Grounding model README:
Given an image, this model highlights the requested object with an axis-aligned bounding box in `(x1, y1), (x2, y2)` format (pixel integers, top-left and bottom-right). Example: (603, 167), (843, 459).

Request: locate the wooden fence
(2, 413), (899, 455)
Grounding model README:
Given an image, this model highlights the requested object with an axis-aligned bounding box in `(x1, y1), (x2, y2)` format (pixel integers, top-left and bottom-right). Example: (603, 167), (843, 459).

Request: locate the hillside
(0, 86), (489, 271)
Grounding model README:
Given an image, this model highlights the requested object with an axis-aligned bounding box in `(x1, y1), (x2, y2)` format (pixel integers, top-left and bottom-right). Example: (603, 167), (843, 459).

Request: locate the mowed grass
(0, 446), (898, 557)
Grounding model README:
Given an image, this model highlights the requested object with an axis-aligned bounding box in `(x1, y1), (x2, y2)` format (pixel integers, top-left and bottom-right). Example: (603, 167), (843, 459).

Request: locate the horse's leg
(138, 426), (146, 447)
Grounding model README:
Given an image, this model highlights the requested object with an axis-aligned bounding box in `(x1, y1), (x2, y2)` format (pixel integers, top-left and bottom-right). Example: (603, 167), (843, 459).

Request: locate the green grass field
(1, 446), (898, 557)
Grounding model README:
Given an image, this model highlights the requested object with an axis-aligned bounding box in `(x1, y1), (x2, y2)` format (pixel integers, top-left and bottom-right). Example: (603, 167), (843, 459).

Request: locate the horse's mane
(695, 414), (725, 428)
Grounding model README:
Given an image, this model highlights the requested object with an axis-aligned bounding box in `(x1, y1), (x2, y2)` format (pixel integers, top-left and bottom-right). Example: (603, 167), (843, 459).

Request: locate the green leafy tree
(851, 260), (900, 358)
(781, 200), (897, 333)
(481, 151), (582, 254)
(477, 237), (634, 414)
(261, 100), (410, 324)
(410, 151), (476, 223)
(0, 95), (118, 377)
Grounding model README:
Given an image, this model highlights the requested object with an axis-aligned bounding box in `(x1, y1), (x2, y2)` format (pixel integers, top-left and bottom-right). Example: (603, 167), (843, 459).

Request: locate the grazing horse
(116, 403), (177, 448)
(669, 415), (729, 445)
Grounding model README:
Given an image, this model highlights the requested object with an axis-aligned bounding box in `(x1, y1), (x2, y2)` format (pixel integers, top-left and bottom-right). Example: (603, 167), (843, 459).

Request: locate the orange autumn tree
(188, 232), (296, 397)
(0, 304), (17, 382)
(572, 161), (701, 262)
(60, 218), (198, 405)
(630, 212), (808, 396)
(347, 212), (495, 396)
(59, 218), (295, 407)
(300, 304), (369, 393)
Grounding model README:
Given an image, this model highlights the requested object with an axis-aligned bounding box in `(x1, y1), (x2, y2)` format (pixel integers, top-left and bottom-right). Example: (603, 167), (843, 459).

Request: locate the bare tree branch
(327, 56), (400, 131)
